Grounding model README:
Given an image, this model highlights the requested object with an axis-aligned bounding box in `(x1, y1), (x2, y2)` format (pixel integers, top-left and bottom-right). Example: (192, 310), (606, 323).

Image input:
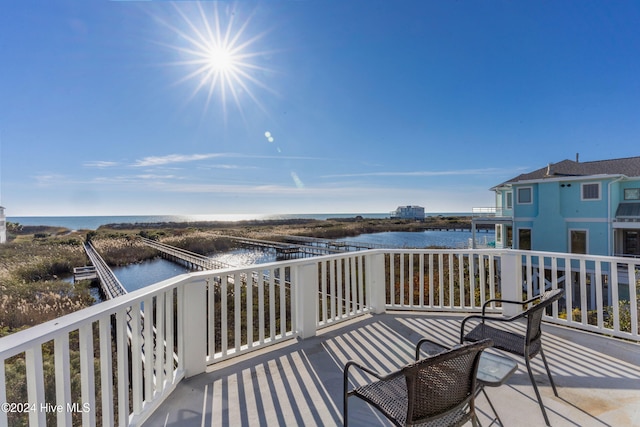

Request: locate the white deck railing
(0, 249), (638, 426)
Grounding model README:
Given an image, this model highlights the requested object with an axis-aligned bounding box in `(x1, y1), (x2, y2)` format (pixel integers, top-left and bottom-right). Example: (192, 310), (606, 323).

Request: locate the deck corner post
(295, 261), (319, 339)
(367, 251), (387, 314)
(180, 278), (208, 378)
(500, 250), (524, 316)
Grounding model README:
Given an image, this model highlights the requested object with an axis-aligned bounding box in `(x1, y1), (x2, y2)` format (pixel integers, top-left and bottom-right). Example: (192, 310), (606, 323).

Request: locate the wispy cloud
(133, 153), (225, 167)
(132, 152), (327, 168)
(83, 161), (119, 168)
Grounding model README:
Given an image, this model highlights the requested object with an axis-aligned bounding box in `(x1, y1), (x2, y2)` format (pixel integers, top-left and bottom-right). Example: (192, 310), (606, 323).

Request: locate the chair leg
(343, 395), (349, 427)
(525, 357), (551, 427)
(539, 347), (559, 397)
(481, 387), (503, 426)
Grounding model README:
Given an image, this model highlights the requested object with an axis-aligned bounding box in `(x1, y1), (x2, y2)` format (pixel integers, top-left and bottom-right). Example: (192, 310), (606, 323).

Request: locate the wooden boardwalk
(83, 242), (127, 299)
(227, 236), (347, 259)
(140, 237), (234, 270)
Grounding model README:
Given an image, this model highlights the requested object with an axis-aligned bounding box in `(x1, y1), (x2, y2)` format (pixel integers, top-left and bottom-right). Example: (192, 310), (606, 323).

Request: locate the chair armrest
(414, 338), (449, 361)
(343, 360), (401, 398)
(459, 313), (518, 343)
(481, 297), (529, 315)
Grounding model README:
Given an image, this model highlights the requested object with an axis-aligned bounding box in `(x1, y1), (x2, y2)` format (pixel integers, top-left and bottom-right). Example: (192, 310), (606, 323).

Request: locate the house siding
(489, 157), (640, 256)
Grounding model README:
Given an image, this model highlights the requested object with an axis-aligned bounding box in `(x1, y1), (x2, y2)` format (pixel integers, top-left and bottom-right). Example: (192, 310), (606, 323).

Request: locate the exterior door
(518, 228), (531, 250)
(623, 230), (640, 256)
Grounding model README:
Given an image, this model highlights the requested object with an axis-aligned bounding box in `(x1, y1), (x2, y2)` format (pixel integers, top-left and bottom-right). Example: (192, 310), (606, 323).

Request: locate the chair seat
(352, 375), (472, 427)
(464, 323), (541, 358)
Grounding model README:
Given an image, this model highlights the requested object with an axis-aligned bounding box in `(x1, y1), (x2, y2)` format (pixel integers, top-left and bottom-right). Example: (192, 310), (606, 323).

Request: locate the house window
(496, 225), (502, 244)
(517, 187), (532, 204)
(581, 183), (600, 200)
(570, 230), (588, 254)
(506, 192), (513, 209)
(624, 188), (640, 200)
(518, 228), (531, 250)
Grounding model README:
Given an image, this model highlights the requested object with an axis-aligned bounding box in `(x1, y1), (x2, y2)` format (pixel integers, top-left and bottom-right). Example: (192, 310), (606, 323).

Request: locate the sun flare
(156, 2), (276, 118)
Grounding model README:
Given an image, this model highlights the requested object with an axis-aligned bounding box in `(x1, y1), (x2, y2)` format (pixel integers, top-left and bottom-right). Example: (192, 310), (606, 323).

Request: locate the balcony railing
(472, 207), (510, 217)
(0, 249), (638, 426)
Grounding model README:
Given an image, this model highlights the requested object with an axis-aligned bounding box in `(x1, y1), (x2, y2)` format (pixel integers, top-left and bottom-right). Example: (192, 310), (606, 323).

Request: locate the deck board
(143, 313), (640, 427)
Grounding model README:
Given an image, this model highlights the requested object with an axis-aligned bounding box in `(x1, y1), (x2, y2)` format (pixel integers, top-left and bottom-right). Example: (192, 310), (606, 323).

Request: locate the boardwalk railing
(0, 249), (638, 426)
(140, 237), (233, 270)
(84, 242), (127, 299)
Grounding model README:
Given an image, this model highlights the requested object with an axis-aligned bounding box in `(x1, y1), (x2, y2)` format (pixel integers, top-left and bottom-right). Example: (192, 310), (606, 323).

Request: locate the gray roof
(501, 156), (640, 185)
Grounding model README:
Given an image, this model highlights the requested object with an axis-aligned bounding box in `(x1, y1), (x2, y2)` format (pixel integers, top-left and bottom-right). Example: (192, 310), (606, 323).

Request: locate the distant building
(391, 205), (425, 220)
(0, 206), (5, 244)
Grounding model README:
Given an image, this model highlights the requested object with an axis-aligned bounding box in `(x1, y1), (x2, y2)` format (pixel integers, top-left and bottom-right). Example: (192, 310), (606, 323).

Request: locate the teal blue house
(475, 156), (640, 257)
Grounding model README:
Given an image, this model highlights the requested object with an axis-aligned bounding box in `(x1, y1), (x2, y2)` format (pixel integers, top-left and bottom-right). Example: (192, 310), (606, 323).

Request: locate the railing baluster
(165, 290), (175, 384)
(628, 263), (638, 337)
(25, 346), (46, 426)
(116, 310), (130, 427)
(280, 268), (287, 337)
(269, 269), (276, 341)
(259, 270), (265, 344)
(144, 297), (154, 400)
(79, 322), (97, 426)
(55, 334), (73, 427)
(207, 278), (215, 360)
(337, 257), (343, 317)
(221, 275), (228, 356)
(247, 272), (254, 349)
(155, 293), (165, 395)
(595, 261), (604, 329)
(131, 306), (143, 414)
(0, 358), (7, 427)
(99, 317), (115, 427)
(579, 259), (588, 325)
(459, 253), (466, 309)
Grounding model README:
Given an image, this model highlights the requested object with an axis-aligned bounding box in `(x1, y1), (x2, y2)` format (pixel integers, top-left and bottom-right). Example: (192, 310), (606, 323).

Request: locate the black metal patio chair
(460, 288), (565, 426)
(343, 339), (493, 427)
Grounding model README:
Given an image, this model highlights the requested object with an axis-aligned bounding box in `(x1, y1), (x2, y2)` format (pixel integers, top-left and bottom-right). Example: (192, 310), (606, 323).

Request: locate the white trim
(564, 218), (608, 223)
(581, 182), (602, 201)
(506, 191), (513, 209)
(612, 221), (640, 229)
(508, 173), (626, 186)
(517, 186), (533, 205)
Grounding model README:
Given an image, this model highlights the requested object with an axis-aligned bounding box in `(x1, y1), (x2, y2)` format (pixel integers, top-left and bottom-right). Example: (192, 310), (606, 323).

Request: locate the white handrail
(0, 248), (637, 426)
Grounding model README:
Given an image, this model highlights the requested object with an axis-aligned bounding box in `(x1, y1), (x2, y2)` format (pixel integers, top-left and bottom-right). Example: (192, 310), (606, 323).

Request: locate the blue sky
(1, 1), (639, 217)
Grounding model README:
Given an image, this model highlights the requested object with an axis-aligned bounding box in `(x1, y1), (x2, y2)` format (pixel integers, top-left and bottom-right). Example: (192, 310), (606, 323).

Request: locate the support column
(180, 278), (207, 378)
(366, 252), (387, 314)
(500, 251), (523, 317)
(295, 262), (319, 339)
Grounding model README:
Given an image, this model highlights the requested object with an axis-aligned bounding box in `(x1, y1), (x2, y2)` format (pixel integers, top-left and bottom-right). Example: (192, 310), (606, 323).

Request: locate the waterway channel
(109, 230), (494, 293)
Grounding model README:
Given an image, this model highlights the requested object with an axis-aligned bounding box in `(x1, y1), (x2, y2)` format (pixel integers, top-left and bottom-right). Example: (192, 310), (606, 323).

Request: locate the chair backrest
(524, 288), (565, 352)
(402, 339), (493, 425)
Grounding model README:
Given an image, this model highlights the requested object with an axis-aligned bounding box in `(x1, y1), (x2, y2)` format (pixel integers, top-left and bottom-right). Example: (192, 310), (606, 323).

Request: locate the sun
(206, 47), (234, 72)
(155, 2), (276, 118)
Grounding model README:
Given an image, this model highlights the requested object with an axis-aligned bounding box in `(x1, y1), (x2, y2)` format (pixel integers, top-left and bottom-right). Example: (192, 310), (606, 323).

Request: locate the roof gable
(502, 156), (640, 185)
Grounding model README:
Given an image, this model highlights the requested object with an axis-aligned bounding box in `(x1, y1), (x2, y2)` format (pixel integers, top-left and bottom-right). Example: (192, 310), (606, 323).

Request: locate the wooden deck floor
(143, 313), (640, 427)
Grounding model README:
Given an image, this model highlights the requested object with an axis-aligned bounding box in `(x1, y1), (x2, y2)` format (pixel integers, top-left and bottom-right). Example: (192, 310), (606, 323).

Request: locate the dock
(226, 236), (351, 259)
(140, 237), (234, 270)
(73, 265), (97, 282)
(276, 235), (393, 250)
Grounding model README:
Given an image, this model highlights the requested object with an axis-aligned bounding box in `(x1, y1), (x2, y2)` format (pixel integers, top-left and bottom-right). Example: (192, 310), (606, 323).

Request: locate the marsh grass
(0, 237), (95, 337)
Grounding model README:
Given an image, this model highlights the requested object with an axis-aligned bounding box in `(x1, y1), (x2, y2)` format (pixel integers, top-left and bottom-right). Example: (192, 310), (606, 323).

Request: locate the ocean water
(8, 212), (472, 230)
